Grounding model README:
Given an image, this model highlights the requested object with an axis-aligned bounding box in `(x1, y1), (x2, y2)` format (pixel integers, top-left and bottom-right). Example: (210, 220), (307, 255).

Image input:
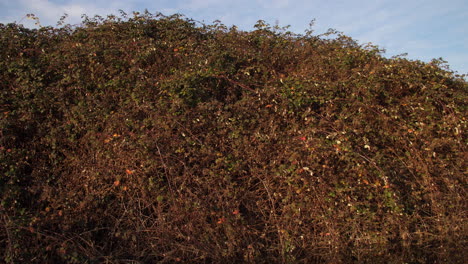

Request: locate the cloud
(2, 0), (134, 27)
(184, 0), (221, 10)
(288, 0), (467, 74)
(257, 0), (291, 9)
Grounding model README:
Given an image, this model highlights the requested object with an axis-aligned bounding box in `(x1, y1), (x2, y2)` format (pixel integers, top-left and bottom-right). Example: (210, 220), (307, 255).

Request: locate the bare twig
(1, 212), (14, 263)
(214, 75), (257, 93)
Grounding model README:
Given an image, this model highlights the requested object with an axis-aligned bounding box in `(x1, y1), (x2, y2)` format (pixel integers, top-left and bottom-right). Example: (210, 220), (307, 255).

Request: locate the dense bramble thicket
(0, 11), (466, 263)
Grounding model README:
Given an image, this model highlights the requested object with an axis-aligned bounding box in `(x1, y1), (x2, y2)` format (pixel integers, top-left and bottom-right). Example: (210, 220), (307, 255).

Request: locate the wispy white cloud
(344, 1), (467, 74)
(257, 0), (291, 9)
(2, 0), (133, 27)
(184, 0), (220, 10)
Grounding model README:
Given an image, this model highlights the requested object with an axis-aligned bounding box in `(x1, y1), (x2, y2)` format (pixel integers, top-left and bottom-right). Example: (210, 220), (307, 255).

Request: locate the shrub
(0, 11), (466, 263)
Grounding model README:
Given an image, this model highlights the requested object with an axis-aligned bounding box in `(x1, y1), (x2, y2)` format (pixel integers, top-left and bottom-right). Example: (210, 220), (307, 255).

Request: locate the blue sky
(1, 0), (467, 76)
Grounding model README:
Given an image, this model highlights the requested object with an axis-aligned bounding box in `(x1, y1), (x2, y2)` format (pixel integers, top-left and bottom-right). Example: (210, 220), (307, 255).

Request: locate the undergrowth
(0, 11), (467, 263)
